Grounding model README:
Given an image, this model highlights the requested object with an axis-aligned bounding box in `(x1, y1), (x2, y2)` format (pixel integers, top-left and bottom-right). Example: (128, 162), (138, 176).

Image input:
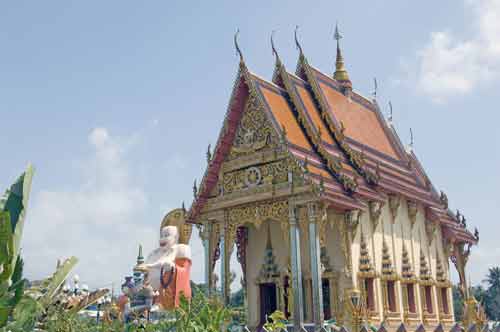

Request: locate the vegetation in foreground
(1, 168), (500, 331)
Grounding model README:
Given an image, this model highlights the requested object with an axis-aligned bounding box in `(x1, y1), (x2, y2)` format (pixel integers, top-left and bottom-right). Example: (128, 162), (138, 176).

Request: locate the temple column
(308, 202), (325, 331)
(289, 204), (305, 332)
(219, 222), (228, 304)
(201, 221), (213, 295)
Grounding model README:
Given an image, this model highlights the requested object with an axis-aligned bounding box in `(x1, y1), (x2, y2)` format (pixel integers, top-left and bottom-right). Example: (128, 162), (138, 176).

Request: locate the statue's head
(159, 226), (179, 248)
(121, 276), (134, 295)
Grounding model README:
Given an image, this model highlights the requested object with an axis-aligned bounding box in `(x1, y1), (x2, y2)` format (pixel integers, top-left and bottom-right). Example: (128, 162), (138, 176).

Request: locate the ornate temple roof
(186, 30), (477, 246)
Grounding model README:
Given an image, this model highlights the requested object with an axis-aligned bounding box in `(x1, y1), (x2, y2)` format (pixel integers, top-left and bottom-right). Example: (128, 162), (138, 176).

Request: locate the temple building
(187, 27), (479, 332)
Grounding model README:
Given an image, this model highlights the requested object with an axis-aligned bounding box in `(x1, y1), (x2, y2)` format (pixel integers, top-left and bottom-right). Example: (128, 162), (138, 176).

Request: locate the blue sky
(1, 0), (499, 291)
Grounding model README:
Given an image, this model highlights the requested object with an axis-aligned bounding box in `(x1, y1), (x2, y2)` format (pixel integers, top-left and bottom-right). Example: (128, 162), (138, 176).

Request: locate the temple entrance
(322, 278), (331, 320)
(259, 283), (277, 325)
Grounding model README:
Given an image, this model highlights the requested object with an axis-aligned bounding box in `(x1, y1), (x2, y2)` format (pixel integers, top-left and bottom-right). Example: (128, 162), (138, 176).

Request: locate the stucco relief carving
(388, 194), (401, 223)
(425, 220), (437, 246)
(369, 201), (383, 231)
(345, 209), (362, 239)
(407, 200), (418, 229)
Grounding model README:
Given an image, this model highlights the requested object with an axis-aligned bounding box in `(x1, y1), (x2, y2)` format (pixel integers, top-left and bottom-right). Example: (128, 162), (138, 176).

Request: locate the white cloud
(415, 0), (500, 102)
(22, 128), (157, 289)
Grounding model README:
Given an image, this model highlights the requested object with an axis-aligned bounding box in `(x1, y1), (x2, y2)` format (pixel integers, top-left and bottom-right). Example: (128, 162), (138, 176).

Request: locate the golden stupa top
(333, 23), (352, 89)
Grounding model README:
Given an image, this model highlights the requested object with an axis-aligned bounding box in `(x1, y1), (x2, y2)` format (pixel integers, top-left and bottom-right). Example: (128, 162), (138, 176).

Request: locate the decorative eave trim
(296, 56), (382, 188)
(274, 57), (359, 195)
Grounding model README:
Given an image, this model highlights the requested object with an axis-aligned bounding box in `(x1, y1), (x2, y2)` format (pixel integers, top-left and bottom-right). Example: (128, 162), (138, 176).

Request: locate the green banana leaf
(0, 211), (14, 284)
(0, 165), (34, 270)
(40, 256), (78, 307)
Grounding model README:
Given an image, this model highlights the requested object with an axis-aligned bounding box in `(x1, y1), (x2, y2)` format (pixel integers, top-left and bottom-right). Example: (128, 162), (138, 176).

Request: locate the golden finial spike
(333, 22), (352, 89)
(234, 29), (243, 62)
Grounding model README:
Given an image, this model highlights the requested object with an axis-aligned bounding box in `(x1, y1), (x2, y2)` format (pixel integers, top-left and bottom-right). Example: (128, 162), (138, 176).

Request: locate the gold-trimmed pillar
(289, 204), (306, 332)
(307, 202), (325, 330)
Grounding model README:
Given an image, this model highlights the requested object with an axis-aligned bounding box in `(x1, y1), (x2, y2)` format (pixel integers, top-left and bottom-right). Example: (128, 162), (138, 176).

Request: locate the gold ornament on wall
(227, 200), (288, 226)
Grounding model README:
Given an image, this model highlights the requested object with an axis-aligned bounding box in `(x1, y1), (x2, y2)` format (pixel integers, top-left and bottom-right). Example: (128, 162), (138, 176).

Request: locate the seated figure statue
(141, 225), (192, 310)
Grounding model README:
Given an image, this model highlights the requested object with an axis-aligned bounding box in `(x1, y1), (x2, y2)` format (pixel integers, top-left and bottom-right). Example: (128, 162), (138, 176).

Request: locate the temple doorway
(322, 278), (332, 320)
(259, 283), (277, 325)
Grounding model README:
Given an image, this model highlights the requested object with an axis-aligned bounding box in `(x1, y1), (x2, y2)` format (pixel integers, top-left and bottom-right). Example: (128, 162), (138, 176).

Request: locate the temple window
(424, 286), (433, 313)
(440, 287), (449, 314)
(407, 283), (416, 313)
(364, 277), (376, 311)
(435, 254), (452, 318)
(387, 280), (397, 312)
(381, 240), (399, 314)
(358, 232), (377, 314)
(419, 249), (435, 316)
(401, 243), (418, 317)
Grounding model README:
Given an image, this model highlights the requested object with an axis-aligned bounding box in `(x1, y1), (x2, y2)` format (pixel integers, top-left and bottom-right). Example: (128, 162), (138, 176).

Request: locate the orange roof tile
(295, 84), (334, 145)
(318, 81), (398, 159)
(258, 85), (312, 151)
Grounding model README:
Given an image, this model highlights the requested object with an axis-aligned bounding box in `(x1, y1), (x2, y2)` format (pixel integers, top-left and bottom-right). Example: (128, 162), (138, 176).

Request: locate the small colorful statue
(118, 273), (154, 322)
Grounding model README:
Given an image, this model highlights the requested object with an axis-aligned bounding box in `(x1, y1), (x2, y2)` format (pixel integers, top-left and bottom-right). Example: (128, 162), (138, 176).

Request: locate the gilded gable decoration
(228, 96), (278, 160)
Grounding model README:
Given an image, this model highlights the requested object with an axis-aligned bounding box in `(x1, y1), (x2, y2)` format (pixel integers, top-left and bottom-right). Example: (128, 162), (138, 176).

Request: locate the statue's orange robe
(158, 258), (192, 310)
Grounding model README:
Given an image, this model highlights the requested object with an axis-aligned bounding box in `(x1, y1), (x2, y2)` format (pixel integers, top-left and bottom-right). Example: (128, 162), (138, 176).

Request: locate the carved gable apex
(227, 95), (280, 161)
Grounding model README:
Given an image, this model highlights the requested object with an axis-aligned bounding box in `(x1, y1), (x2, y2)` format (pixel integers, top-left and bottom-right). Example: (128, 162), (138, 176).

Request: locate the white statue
(142, 226), (191, 291)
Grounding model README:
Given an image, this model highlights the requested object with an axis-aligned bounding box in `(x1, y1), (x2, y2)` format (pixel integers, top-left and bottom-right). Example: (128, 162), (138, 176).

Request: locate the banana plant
(0, 166), (34, 327)
(0, 211), (26, 327)
(0, 165), (34, 269)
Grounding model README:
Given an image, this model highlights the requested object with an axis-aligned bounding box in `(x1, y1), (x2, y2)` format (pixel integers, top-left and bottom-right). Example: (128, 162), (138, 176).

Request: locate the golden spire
(333, 23), (352, 90)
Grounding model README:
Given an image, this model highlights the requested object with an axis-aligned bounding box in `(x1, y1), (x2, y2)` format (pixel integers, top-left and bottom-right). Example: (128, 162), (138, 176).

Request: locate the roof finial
(372, 77), (378, 99)
(294, 25), (304, 56)
(271, 30), (280, 63)
(234, 29), (244, 62)
(388, 101), (393, 124)
(408, 128), (414, 152)
(333, 22), (352, 90)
